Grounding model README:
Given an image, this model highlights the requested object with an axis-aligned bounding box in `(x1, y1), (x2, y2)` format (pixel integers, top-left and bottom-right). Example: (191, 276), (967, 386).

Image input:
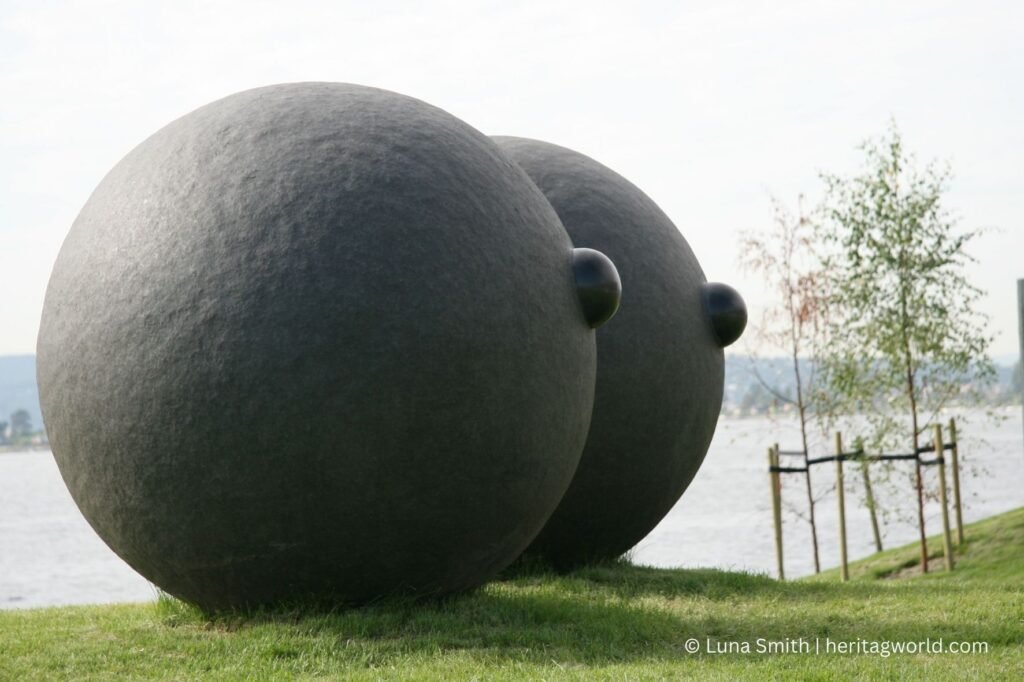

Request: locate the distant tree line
(721, 357), (1019, 418)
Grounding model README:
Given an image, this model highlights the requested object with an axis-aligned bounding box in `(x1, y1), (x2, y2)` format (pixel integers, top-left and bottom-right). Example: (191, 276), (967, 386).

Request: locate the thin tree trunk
(786, 252), (820, 575)
(911, 409), (927, 573)
(901, 291), (928, 573)
(861, 459), (883, 552)
(896, 215), (928, 574)
(793, 351), (821, 573)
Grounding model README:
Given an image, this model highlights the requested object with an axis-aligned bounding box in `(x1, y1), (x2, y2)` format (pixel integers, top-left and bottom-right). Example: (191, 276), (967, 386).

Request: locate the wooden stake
(860, 458), (883, 553)
(914, 447), (929, 574)
(835, 432), (849, 582)
(948, 417), (964, 545)
(769, 445), (784, 580)
(935, 424), (955, 572)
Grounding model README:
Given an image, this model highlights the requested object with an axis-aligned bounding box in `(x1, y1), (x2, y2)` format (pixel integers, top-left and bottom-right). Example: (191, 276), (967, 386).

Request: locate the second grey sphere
(494, 136), (743, 568)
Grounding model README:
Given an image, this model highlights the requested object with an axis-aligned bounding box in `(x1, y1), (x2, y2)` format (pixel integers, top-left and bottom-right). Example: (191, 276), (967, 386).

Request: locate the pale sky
(2, 0), (1022, 359)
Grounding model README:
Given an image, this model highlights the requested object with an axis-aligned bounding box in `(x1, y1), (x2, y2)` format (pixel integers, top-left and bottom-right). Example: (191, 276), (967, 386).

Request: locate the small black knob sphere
(572, 248), (622, 328)
(702, 282), (747, 347)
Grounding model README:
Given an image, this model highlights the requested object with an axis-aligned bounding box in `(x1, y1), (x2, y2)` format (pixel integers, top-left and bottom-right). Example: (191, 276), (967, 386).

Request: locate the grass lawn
(2, 508), (1022, 680)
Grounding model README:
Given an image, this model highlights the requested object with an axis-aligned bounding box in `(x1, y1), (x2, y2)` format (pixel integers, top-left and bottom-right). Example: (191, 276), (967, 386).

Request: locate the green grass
(812, 505), (1024, 585)
(2, 509), (1023, 680)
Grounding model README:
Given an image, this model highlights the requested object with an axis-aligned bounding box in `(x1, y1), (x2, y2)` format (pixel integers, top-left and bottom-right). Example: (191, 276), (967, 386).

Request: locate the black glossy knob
(702, 282), (747, 347)
(572, 248), (621, 329)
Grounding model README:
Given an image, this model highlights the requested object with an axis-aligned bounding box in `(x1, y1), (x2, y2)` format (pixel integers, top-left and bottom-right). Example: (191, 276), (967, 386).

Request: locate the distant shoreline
(0, 445), (50, 455)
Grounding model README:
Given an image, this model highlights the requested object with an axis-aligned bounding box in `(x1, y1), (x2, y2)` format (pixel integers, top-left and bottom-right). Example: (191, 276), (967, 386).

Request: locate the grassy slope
(2, 509), (1022, 681)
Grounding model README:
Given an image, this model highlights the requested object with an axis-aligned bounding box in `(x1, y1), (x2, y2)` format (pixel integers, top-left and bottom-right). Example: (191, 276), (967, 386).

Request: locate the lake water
(2, 408), (1022, 609)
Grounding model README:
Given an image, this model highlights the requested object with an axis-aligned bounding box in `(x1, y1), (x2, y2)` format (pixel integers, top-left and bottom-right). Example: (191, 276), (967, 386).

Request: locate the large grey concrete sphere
(493, 136), (746, 568)
(37, 84), (604, 610)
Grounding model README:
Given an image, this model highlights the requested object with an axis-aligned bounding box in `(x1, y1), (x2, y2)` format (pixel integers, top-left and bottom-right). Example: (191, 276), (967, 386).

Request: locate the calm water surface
(2, 408), (1021, 609)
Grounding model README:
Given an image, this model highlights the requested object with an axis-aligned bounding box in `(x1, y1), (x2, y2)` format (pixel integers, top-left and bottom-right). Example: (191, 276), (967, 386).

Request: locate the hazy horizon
(2, 0), (1021, 357)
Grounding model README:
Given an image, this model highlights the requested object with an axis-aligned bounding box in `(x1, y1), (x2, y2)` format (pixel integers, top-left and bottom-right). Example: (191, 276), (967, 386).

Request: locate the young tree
(816, 124), (994, 573)
(739, 196), (828, 573)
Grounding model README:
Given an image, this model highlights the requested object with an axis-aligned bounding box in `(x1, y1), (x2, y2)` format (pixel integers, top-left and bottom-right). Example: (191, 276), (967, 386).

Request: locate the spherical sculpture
(37, 84), (621, 610)
(493, 136), (747, 568)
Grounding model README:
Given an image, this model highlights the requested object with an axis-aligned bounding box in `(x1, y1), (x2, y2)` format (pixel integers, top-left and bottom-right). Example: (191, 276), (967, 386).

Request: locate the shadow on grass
(149, 561), (1016, 667)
